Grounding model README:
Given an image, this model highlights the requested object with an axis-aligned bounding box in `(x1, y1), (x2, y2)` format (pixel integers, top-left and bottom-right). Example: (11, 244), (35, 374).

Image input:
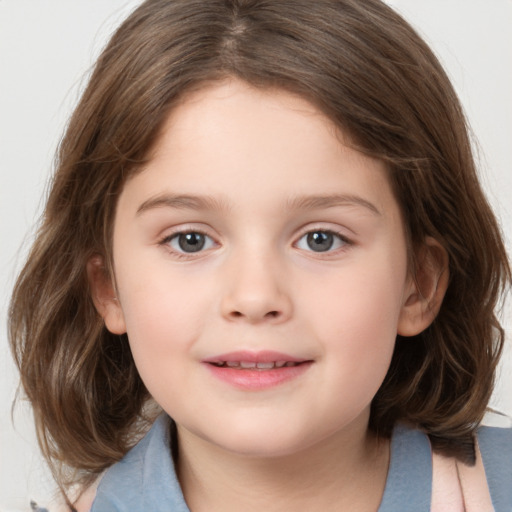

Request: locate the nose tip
(220, 266), (292, 324)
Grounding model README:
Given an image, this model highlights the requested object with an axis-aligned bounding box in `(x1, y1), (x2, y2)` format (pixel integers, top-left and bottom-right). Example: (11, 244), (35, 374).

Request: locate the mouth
(208, 360), (303, 369)
(203, 351), (313, 390)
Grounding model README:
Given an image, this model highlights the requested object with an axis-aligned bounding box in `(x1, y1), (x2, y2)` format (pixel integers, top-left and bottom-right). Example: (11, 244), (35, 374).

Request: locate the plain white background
(1, 1), (511, 509)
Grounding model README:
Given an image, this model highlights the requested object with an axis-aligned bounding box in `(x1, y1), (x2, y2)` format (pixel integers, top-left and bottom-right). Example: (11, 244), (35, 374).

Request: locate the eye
(295, 230), (349, 253)
(166, 231), (216, 253)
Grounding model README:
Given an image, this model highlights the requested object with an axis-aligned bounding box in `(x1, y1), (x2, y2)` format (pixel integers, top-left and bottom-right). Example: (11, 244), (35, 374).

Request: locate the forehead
(153, 80), (344, 164)
(119, 79), (397, 219)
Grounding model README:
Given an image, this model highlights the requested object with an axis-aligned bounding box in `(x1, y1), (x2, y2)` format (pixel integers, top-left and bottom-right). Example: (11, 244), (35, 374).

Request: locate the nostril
(229, 310), (280, 320)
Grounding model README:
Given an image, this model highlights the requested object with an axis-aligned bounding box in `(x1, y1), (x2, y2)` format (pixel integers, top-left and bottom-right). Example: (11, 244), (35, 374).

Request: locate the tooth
(275, 361), (286, 368)
(256, 362), (275, 369)
(240, 361), (257, 369)
(285, 362), (297, 367)
(226, 361), (240, 368)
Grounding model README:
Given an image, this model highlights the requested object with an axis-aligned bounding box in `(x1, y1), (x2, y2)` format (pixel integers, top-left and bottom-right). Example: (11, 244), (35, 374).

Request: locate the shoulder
(381, 416), (512, 511)
(431, 411), (512, 512)
(90, 414), (188, 512)
(477, 411), (512, 511)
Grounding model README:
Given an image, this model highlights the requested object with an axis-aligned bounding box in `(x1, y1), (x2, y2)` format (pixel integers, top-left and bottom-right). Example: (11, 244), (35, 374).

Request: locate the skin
(90, 79), (448, 511)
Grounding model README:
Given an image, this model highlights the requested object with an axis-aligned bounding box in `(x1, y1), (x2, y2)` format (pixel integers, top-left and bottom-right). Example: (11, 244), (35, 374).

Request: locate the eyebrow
(136, 192), (381, 216)
(286, 194), (381, 216)
(136, 193), (231, 215)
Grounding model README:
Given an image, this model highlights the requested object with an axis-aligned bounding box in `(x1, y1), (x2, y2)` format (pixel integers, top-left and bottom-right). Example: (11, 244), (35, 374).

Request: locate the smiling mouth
(209, 361), (303, 369)
(204, 352), (312, 389)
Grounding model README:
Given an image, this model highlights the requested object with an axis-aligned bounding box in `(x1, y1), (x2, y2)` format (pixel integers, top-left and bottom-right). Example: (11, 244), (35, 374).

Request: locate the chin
(190, 420), (310, 459)
(217, 426), (352, 461)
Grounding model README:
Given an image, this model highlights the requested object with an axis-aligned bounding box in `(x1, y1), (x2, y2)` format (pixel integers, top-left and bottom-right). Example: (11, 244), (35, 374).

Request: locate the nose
(220, 250), (292, 324)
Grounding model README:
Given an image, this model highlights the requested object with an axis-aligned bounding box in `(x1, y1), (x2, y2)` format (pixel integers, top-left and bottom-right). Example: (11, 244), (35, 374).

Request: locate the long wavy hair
(9, 0), (511, 495)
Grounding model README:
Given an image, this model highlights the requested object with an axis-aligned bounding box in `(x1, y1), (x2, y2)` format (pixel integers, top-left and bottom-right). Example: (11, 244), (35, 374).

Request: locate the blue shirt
(91, 415), (512, 511)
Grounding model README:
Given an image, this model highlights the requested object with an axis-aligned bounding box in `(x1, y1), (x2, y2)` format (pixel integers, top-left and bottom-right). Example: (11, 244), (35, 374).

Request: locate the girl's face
(105, 79), (418, 458)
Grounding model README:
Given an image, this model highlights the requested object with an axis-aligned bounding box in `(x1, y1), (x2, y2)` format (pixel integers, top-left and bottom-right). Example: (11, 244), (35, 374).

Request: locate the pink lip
(203, 350), (313, 391)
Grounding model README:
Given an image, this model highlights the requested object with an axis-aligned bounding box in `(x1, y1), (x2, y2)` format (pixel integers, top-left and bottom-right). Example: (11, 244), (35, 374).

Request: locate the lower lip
(204, 362), (313, 390)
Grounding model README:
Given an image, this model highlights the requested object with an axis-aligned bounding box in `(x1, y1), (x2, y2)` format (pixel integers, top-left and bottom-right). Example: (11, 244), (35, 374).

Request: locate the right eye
(165, 231), (216, 253)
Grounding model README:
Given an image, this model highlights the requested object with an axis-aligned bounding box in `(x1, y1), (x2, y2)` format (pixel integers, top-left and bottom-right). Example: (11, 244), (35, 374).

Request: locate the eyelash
(158, 227), (353, 259)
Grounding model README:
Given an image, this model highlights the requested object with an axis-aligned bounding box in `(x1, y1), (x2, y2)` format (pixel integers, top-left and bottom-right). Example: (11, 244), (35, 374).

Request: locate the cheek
(303, 255), (406, 385)
(114, 266), (206, 374)
(309, 260), (405, 339)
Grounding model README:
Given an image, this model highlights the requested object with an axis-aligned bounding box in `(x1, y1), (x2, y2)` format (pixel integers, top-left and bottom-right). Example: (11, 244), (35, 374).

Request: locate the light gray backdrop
(1, 1), (510, 509)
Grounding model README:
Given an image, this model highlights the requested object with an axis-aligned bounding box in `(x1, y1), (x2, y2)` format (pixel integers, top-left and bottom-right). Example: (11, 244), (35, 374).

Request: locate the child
(8, 0), (511, 510)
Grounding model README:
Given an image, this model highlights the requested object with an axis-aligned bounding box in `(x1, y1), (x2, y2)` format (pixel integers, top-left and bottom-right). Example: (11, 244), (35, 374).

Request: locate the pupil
(178, 233), (205, 252)
(307, 231), (333, 252)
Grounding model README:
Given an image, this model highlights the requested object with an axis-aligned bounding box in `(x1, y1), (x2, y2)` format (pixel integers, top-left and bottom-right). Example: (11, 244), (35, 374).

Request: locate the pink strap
(48, 479), (99, 511)
(431, 438), (494, 512)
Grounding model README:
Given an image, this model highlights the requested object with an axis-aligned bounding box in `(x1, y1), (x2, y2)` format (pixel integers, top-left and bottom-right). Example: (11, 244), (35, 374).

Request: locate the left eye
(167, 232), (215, 253)
(295, 230), (348, 253)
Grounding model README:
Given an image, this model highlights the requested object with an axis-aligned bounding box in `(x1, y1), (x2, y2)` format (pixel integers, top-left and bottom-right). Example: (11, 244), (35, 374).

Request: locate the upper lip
(203, 350), (308, 364)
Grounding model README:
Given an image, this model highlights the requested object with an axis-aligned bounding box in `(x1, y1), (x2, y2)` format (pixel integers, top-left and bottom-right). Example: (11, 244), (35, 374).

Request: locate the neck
(176, 423), (389, 512)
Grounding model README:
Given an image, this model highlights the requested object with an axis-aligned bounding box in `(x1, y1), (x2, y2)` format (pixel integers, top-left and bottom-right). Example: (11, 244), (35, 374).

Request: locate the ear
(87, 254), (126, 335)
(398, 237), (449, 337)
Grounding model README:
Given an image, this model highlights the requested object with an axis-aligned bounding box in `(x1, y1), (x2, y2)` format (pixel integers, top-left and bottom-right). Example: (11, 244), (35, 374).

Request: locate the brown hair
(9, 0), (510, 493)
